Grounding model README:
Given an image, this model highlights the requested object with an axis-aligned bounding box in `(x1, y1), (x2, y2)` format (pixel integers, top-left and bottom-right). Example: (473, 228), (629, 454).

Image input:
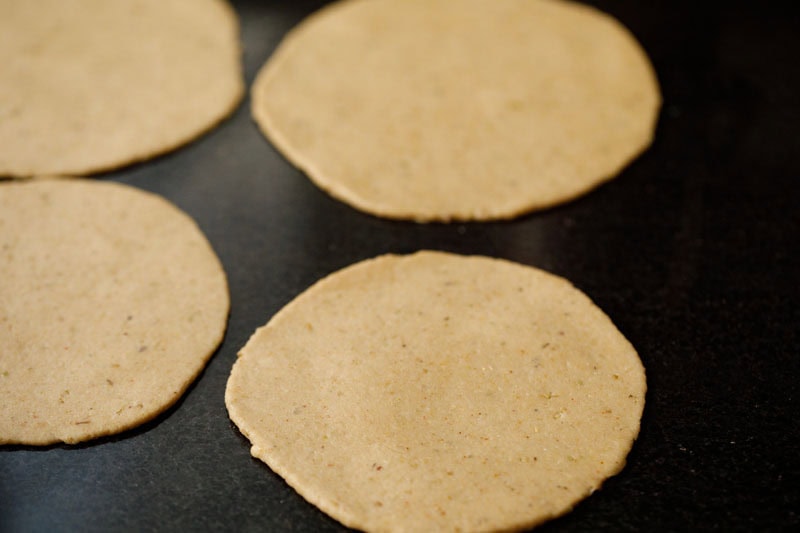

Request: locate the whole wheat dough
(0, 0), (244, 177)
(252, 0), (661, 221)
(0, 179), (229, 445)
(226, 251), (646, 531)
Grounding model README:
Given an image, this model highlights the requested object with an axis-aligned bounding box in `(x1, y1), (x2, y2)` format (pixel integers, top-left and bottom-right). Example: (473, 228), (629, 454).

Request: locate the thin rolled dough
(252, 0), (661, 221)
(0, 179), (229, 445)
(226, 251), (646, 531)
(0, 0), (244, 177)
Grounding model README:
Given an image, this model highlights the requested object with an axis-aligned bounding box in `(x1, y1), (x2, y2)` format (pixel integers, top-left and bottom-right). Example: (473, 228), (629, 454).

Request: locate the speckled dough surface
(252, 0), (661, 221)
(226, 251), (646, 531)
(0, 0), (243, 177)
(0, 179), (229, 445)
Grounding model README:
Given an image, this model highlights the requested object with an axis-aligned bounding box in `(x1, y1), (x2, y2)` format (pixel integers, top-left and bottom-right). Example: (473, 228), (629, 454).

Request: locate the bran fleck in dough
(226, 251), (646, 531)
(252, 0), (661, 222)
(0, 179), (229, 445)
(0, 0), (244, 178)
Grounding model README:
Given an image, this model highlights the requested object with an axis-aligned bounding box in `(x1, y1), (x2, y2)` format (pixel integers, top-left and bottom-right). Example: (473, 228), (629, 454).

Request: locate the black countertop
(1, 0), (798, 531)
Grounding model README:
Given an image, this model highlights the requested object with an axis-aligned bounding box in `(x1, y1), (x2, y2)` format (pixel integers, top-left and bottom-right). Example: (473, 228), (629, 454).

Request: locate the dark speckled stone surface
(1, 0), (798, 531)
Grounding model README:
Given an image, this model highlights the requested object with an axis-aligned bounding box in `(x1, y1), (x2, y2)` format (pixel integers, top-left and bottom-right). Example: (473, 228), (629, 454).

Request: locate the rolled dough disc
(0, 0), (244, 177)
(252, 0), (661, 221)
(0, 179), (229, 445)
(226, 251), (646, 531)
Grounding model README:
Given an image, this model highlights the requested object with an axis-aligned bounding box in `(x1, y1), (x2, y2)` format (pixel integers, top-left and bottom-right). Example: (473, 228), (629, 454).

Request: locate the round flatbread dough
(0, 0), (244, 178)
(226, 251), (646, 531)
(252, 0), (661, 222)
(0, 179), (229, 445)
